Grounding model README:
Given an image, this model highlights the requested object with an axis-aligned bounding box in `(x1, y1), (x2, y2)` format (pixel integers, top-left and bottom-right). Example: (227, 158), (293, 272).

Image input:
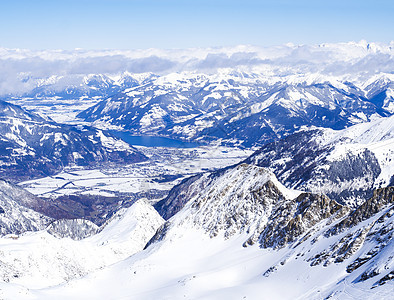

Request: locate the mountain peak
(149, 164), (302, 245)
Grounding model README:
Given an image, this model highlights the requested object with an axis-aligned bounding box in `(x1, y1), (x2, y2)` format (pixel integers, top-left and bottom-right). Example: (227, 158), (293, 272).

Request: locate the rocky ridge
(147, 163), (394, 293)
(0, 179), (53, 236)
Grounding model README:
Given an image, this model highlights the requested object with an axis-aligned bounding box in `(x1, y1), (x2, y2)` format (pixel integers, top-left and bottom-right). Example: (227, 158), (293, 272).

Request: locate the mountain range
(77, 72), (394, 147)
(0, 99), (147, 182)
(0, 42), (393, 299)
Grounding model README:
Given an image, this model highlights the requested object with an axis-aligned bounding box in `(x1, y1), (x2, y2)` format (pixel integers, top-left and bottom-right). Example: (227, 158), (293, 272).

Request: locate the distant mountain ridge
(77, 72), (393, 147)
(13, 72), (156, 101)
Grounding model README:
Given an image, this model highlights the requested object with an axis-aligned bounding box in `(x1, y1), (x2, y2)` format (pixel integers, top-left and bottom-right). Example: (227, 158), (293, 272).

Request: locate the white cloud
(0, 41), (393, 96)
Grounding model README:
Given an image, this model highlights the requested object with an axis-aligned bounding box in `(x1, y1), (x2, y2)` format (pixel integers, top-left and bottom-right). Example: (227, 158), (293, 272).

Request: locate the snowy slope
(7, 168), (392, 300)
(364, 74), (394, 114)
(89, 199), (165, 254)
(0, 199), (164, 290)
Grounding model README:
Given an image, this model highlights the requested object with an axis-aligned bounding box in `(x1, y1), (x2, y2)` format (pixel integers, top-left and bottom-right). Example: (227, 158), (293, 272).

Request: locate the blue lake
(110, 131), (201, 148)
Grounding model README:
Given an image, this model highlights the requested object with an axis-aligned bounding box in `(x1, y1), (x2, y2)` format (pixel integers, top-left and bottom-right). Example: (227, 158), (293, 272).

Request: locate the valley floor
(19, 146), (253, 201)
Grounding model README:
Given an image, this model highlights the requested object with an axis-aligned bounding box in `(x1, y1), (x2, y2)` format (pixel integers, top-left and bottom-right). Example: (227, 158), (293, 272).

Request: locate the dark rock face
(326, 186), (394, 237)
(245, 130), (329, 188)
(144, 222), (171, 250)
(244, 129), (383, 205)
(258, 193), (347, 249)
(322, 149), (381, 201)
(373, 271), (394, 287)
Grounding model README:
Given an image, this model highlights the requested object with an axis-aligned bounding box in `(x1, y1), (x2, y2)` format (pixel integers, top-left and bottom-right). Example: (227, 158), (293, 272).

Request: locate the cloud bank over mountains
(0, 41), (393, 96)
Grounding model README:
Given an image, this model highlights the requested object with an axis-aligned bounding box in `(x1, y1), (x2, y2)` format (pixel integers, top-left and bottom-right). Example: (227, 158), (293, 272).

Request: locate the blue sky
(0, 0), (393, 50)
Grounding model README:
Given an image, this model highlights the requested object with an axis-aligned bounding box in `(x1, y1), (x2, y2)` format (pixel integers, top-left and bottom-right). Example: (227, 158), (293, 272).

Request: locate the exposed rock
(304, 187), (394, 270)
(46, 219), (99, 240)
(326, 186), (394, 237)
(259, 193), (347, 249)
(154, 174), (206, 220)
(0, 179), (53, 236)
(373, 271), (394, 287)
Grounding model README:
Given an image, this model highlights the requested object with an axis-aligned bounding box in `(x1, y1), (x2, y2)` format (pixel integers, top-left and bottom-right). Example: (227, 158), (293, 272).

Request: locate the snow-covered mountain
(364, 74), (394, 114)
(0, 42), (392, 299)
(20, 73), (141, 100)
(154, 115), (394, 219)
(77, 71), (392, 147)
(0, 179), (53, 236)
(9, 164), (392, 299)
(2, 42), (393, 147)
(3, 72), (158, 101)
(244, 114), (394, 206)
(0, 99), (147, 182)
(0, 199), (164, 289)
(151, 164), (303, 242)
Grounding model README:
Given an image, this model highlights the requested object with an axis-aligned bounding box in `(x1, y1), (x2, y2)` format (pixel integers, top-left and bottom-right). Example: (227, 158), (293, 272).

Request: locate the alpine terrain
(2, 163), (391, 299)
(0, 100), (147, 182)
(78, 72), (393, 147)
(0, 42), (392, 299)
